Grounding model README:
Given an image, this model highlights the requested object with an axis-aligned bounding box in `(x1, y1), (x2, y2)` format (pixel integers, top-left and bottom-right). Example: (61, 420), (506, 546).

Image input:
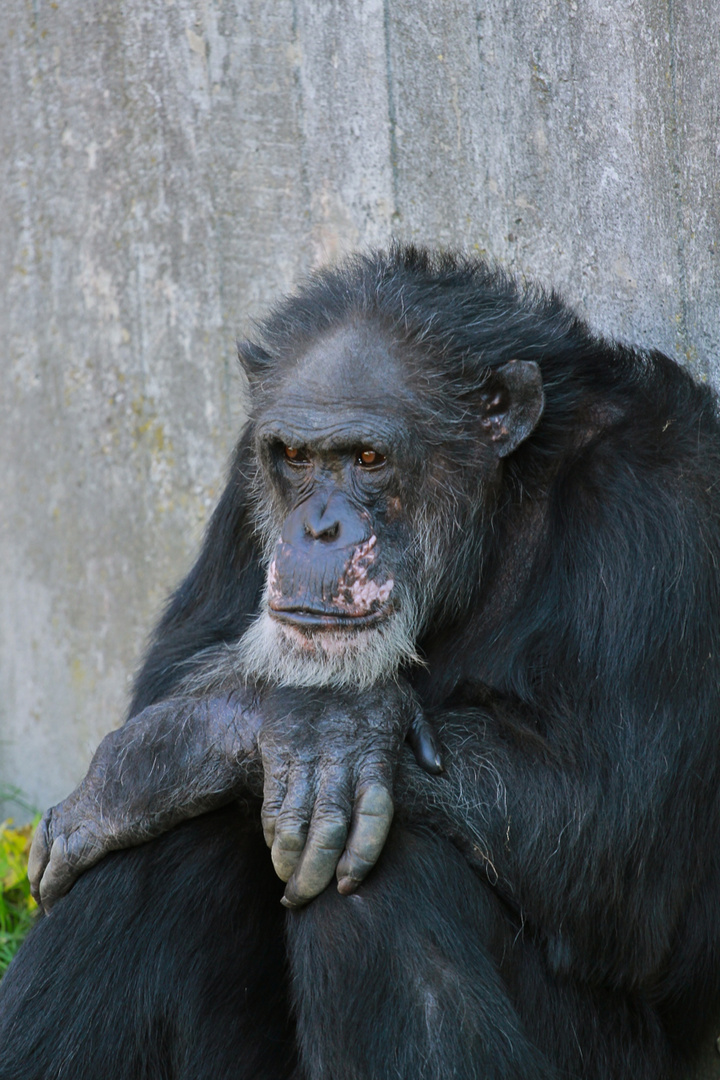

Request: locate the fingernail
(337, 876), (358, 895)
(280, 895), (297, 910)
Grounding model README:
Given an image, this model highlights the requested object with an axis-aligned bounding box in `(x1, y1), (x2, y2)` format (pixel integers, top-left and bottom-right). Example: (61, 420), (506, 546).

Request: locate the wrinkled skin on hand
(29, 679), (440, 913)
(256, 680), (436, 907)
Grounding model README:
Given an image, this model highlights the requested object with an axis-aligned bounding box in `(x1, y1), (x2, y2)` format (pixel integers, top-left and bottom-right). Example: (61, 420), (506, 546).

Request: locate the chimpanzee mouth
(268, 605), (392, 630)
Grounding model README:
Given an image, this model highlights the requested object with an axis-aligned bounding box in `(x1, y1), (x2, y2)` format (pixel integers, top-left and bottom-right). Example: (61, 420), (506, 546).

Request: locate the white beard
(178, 499), (476, 696)
(227, 589), (423, 691)
(178, 577), (424, 695)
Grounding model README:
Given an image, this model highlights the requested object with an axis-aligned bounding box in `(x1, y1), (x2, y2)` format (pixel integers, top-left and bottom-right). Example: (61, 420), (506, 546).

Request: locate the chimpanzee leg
(507, 939), (675, 1080)
(286, 826), (673, 1080)
(286, 825), (557, 1080)
(0, 806), (297, 1080)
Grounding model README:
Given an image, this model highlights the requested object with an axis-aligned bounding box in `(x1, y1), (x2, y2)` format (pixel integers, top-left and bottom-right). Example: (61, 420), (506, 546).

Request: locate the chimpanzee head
(234, 247), (545, 689)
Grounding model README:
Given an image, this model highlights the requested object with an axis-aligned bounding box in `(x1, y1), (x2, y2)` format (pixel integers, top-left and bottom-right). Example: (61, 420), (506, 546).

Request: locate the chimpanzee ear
(479, 360), (545, 458)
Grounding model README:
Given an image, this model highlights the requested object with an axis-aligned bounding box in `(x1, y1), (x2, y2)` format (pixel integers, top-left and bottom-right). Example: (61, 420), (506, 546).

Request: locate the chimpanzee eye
(284, 446), (310, 465)
(357, 449), (386, 468)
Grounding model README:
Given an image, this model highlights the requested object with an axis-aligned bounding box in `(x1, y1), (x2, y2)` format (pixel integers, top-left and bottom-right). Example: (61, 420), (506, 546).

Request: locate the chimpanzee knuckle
(261, 766), (289, 820)
(307, 812), (348, 854)
(261, 786), (286, 822)
(273, 810), (309, 854)
(273, 816), (308, 848)
(356, 755), (396, 794)
(262, 773), (286, 805)
(64, 827), (99, 869)
(42, 806), (62, 846)
(315, 765), (353, 806)
(354, 782), (394, 820)
(260, 806), (278, 847)
(271, 827), (307, 882)
(260, 744), (288, 783)
(349, 824), (389, 868)
(39, 836), (75, 911)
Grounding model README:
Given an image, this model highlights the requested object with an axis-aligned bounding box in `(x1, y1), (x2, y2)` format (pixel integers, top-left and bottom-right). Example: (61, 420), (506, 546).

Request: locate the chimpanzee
(1, 246), (720, 1080)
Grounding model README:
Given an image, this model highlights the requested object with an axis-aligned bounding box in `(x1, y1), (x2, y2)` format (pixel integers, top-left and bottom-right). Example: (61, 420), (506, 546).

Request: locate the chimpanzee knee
(0, 806), (296, 1080)
(285, 825), (557, 1080)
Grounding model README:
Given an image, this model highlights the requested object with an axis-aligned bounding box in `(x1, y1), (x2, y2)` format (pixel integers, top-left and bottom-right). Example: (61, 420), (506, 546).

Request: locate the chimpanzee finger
(406, 710), (443, 775)
(260, 756), (290, 850)
(38, 827), (106, 913)
(38, 835), (74, 912)
(281, 787), (352, 908)
(270, 770), (315, 883)
(27, 812), (52, 906)
(335, 782), (394, 895)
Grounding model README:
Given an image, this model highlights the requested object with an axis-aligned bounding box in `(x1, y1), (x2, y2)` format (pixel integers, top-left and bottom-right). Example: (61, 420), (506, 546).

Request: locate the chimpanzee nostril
(305, 514), (341, 542)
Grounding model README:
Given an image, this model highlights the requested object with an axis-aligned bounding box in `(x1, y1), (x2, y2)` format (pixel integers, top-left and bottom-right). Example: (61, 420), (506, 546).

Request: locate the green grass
(0, 810), (39, 978)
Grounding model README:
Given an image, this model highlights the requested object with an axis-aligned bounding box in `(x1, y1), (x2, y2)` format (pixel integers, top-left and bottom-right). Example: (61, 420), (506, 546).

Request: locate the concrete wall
(1, 1), (718, 807)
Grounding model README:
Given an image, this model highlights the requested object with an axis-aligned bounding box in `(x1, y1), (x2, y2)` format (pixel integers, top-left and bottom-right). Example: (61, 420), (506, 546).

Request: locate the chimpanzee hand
(28, 694), (264, 913)
(257, 680), (440, 908)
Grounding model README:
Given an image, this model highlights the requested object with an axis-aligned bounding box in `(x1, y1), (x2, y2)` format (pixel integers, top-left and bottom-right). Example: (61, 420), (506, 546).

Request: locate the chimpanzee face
(235, 322), (544, 690)
(257, 328), (411, 629)
(237, 325), (424, 688)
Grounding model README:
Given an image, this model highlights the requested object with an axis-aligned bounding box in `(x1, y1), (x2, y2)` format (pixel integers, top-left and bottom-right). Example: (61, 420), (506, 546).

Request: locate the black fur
(2, 246), (720, 1079)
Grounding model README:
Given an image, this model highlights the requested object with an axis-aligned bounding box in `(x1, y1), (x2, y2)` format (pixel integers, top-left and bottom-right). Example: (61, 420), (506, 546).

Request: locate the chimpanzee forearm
(29, 694), (265, 911)
(31, 690), (678, 989)
(31, 691), (685, 993)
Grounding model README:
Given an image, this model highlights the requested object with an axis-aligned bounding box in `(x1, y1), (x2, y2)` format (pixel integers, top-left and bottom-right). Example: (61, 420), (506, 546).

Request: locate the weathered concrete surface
(1, 0), (719, 1069)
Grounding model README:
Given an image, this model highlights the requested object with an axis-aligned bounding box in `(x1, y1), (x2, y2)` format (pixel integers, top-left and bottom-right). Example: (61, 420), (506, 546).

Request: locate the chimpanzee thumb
(407, 711), (443, 775)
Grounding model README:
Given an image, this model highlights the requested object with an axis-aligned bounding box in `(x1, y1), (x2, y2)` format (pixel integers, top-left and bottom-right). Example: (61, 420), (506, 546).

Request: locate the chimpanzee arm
(28, 683), (441, 912)
(393, 706), (707, 990)
(28, 690), (699, 992)
(28, 695), (265, 911)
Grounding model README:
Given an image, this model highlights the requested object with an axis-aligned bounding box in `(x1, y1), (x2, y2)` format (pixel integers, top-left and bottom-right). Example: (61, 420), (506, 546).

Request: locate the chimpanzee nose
(305, 506), (341, 542)
(304, 492), (360, 545)
(281, 490), (370, 549)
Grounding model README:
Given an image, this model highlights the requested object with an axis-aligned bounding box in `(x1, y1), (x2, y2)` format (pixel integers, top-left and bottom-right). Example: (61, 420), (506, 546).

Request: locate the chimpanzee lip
(269, 605), (390, 629)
